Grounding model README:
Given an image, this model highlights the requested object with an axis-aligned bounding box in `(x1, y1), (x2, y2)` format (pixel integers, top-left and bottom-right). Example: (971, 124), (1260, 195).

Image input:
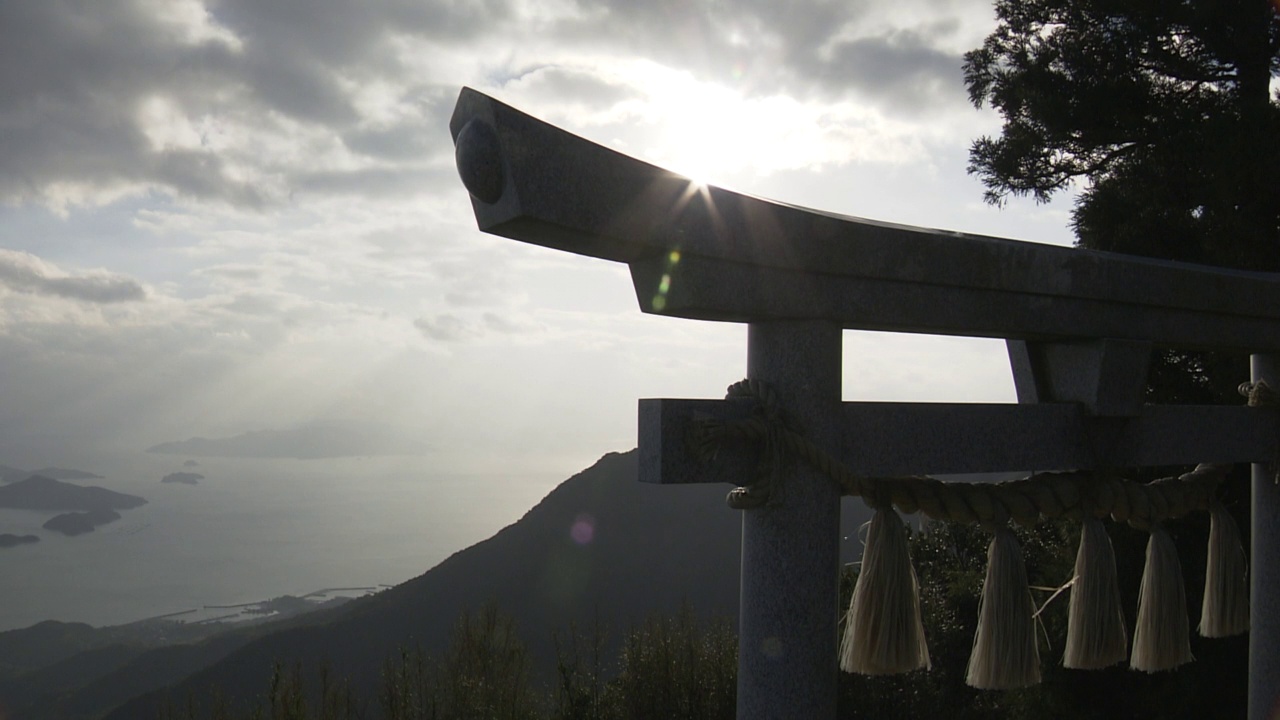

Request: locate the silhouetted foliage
(163, 604), (736, 720)
(965, 0), (1280, 271)
(378, 605), (537, 720)
(550, 615), (609, 720)
(606, 606), (736, 720)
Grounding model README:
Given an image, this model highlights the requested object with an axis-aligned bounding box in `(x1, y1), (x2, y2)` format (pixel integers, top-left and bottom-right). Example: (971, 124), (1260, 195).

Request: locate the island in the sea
(0, 533), (40, 548)
(161, 472), (204, 485)
(0, 475), (146, 511)
(0, 464), (103, 483)
(43, 509), (122, 536)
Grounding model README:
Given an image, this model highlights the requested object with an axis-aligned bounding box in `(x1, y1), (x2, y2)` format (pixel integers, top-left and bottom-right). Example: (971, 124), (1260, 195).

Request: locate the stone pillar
(1251, 353), (1279, 720)
(738, 320), (842, 719)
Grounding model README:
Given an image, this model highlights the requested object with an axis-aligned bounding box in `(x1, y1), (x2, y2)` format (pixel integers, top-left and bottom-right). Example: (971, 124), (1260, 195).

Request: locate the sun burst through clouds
(608, 60), (923, 191)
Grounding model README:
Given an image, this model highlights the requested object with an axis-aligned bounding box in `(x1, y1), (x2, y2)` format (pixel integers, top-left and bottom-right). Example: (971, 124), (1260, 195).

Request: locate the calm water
(0, 455), (564, 632)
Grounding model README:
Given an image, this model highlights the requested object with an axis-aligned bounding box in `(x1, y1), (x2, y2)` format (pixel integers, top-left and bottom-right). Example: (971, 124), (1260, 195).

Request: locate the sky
(0, 0), (1081, 479)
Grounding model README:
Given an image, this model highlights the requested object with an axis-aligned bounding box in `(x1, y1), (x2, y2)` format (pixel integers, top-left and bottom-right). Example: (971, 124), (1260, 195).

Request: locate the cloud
(0, 0), (994, 211)
(537, 0), (981, 112)
(146, 421), (425, 459)
(816, 26), (966, 112)
(192, 265), (265, 283)
(0, 250), (146, 303)
(292, 166), (452, 199)
(483, 312), (532, 334)
(413, 313), (478, 342)
(494, 65), (636, 118)
(0, 2), (261, 207)
(412, 307), (544, 343)
(0, 0), (473, 209)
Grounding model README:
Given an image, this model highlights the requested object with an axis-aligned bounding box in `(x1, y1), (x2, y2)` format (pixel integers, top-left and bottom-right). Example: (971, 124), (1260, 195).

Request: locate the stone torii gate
(449, 88), (1280, 719)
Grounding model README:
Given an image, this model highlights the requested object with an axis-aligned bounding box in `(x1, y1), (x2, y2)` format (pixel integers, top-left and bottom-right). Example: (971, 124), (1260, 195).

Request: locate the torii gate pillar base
(739, 321), (842, 719)
(1251, 353), (1279, 720)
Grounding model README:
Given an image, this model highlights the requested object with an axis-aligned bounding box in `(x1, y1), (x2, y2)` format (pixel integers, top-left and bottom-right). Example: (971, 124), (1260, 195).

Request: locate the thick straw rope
(693, 379), (1228, 525)
(694, 379), (1248, 683)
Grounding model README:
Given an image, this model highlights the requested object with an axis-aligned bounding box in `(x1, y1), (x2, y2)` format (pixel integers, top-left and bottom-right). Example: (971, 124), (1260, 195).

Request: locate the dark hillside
(92, 449), (875, 719)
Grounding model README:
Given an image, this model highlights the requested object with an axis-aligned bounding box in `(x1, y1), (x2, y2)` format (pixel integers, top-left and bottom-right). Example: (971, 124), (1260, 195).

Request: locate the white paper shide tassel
(1064, 516), (1128, 669)
(840, 507), (930, 675)
(1199, 501), (1249, 638)
(966, 525), (1040, 689)
(1130, 525), (1193, 672)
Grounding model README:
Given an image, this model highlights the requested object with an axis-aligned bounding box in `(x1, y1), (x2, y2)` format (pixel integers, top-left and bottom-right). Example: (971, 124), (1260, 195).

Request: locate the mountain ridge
(102, 450), (751, 718)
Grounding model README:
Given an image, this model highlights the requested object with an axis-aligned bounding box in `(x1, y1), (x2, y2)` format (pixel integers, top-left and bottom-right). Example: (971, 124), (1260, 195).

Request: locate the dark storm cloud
(0, 252), (146, 303)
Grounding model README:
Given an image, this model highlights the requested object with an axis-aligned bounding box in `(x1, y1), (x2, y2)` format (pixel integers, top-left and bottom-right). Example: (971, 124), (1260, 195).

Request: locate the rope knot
(1239, 378), (1280, 483)
(718, 379), (800, 509)
(1241, 379), (1277, 407)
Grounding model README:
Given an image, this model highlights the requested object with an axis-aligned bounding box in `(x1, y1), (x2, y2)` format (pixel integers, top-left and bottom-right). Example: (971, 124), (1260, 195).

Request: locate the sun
(620, 62), (760, 189)
(614, 59), (862, 192)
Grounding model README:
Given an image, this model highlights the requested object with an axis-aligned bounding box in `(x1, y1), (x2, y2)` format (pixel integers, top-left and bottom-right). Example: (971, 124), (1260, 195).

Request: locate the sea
(0, 454), (568, 632)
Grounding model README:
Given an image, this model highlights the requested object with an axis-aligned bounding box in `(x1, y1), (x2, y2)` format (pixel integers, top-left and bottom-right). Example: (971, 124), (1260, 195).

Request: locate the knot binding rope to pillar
(697, 379), (803, 510)
(1240, 377), (1277, 408)
(692, 379), (1250, 688)
(1240, 378), (1279, 483)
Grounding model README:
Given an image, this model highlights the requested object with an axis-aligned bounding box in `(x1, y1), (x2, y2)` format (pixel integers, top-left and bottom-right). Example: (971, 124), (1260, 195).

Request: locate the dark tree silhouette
(964, 0), (1280, 272)
(966, 0), (1280, 406)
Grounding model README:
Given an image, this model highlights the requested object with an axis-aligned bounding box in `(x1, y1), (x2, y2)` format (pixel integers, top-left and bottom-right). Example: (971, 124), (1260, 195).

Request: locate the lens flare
(650, 249), (683, 312)
(570, 513), (595, 545)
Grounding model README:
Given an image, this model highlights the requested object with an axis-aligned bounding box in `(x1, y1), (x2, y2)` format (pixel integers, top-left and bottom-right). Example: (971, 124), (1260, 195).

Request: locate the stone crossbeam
(450, 87), (1280, 352)
(640, 398), (1279, 483)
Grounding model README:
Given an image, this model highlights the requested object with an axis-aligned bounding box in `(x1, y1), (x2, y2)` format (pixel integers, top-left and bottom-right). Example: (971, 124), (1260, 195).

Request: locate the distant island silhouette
(43, 509), (122, 536)
(0, 533), (39, 548)
(0, 464), (103, 483)
(162, 472), (204, 485)
(0, 475), (146, 511)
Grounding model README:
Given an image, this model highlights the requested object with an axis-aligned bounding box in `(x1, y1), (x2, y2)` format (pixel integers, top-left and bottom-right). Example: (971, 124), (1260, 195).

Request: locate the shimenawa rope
(692, 379), (1250, 687)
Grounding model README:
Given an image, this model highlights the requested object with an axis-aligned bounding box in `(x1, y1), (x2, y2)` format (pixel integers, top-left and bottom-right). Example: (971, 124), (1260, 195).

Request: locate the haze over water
(0, 454), (565, 632)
